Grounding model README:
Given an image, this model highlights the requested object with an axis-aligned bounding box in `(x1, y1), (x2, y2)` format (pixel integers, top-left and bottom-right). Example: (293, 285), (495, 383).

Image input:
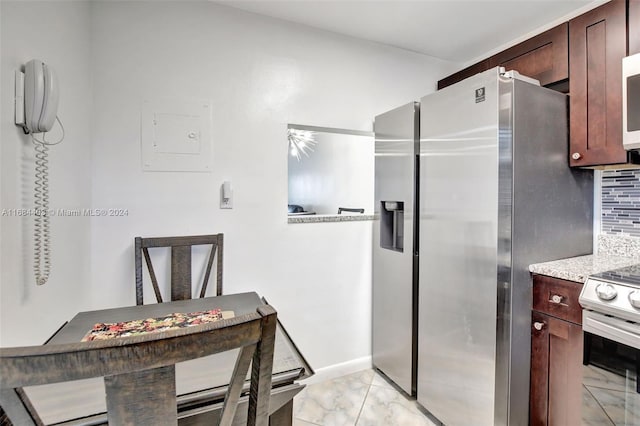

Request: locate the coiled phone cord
(31, 116), (64, 286)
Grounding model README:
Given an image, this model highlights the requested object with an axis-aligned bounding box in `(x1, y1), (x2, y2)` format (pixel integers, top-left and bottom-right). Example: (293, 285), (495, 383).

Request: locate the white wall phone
(15, 59), (65, 285)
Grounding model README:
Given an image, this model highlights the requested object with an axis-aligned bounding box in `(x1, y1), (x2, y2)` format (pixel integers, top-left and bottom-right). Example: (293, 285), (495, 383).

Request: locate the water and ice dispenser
(380, 201), (404, 252)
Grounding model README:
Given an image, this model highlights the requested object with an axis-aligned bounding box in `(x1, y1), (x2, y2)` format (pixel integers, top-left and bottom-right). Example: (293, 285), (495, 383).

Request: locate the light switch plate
(220, 181), (233, 209)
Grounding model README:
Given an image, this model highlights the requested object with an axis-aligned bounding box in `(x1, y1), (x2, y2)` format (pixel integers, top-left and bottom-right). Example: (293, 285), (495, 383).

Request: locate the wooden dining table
(21, 292), (313, 425)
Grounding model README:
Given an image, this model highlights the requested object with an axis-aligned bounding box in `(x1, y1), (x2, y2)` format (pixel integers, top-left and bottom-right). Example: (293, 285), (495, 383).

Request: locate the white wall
(0, 1), (93, 346)
(288, 132), (374, 215)
(0, 0), (457, 372)
(89, 1), (455, 371)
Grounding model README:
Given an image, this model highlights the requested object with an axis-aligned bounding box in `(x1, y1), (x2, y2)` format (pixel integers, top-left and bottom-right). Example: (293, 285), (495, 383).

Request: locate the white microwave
(623, 53), (640, 150)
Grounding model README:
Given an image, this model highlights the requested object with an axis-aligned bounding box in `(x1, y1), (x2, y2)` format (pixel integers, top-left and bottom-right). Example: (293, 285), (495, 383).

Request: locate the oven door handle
(582, 310), (640, 350)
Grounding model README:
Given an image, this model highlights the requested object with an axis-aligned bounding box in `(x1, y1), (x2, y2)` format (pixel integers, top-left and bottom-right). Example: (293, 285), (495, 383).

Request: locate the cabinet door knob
(533, 322), (545, 331)
(550, 294), (563, 304)
(571, 152), (582, 160)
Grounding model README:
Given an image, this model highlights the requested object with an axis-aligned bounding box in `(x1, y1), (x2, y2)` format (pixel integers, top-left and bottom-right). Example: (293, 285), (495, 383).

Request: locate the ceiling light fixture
(288, 128), (317, 161)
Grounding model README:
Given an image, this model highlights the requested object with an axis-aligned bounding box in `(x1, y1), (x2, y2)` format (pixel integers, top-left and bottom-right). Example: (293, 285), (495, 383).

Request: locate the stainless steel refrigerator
(372, 102), (419, 395)
(417, 67), (593, 425)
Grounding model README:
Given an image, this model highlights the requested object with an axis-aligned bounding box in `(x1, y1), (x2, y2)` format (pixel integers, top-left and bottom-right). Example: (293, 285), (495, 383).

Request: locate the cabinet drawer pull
(550, 294), (564, 304)
(533, 322), (545, 331)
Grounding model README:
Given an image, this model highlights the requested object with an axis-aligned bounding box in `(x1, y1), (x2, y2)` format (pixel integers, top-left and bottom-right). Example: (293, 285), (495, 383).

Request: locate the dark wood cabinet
(437, 24), (568, 90)
(530, 309), (550, 426)
(490, 23), (568, 88)
(568, 0), (627, 167)
(437, 60), (491, 90)
(530, 275), (583, 426)
(631, 0), (640, 55)
(532, 274), (582, 324)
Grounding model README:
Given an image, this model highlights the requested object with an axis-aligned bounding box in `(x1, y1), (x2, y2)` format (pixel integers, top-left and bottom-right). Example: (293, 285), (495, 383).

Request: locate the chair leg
(218, 344), (256, 426)
(248, 306), (277, 426)
(0, 389), (37, 426)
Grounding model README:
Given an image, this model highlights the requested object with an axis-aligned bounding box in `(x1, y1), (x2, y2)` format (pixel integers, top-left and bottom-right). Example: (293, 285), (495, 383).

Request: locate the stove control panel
(580, 278), (640, 324)
(629, 291), (640, 309)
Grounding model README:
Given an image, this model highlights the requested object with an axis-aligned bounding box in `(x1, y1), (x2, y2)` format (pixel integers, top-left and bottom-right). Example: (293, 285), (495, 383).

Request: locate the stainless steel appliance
(372, 102), (419, 395)
(417, 67), (593, 426)
(580, 264), (640, 425)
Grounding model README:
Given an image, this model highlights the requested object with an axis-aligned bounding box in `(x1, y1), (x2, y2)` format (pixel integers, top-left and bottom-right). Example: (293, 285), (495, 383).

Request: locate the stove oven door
(582, 310), (640, 425)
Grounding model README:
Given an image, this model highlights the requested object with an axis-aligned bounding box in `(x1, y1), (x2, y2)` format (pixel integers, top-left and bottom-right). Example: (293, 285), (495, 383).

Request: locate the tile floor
(293, 364), (640, 426)
(293, 369), (438, 426)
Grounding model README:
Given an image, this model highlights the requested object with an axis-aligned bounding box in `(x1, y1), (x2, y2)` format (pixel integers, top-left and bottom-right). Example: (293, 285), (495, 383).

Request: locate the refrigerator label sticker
(475, 87), (485, 103)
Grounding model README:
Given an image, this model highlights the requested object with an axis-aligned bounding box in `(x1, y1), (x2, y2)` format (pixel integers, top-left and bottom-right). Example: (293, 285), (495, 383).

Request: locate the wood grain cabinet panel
(530, 275), (583, 426)
(490, 23), (568, 87)
(437, 60), (491, 90)
(569, 0), (627, 167)
(437, 24), (569, 90)
(547, 315), (582, 426)
(530, 311), (550, 426)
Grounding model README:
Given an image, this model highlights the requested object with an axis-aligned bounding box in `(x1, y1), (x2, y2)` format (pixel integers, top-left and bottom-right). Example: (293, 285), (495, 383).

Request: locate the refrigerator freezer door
(372, 102), (418, 395)
(418, 69), (500, 426)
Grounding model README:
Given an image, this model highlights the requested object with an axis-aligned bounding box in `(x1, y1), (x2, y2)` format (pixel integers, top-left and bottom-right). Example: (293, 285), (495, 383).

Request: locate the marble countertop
(529, 234), (640, 283)
(288, 214), (374, 224)
(529, 254), (639, 283)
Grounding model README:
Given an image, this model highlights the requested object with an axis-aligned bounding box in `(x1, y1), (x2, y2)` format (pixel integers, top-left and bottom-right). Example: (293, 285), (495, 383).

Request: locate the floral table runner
(82, 309), (234, 341)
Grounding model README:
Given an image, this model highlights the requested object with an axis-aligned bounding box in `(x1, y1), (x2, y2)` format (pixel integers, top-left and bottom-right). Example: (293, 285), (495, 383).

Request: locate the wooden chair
(135, 234), (224, 305)
(0, 305), (277, 426)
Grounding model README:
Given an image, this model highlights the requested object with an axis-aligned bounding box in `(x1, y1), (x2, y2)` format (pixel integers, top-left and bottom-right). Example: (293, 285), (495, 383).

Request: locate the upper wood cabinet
(631, 0), (640, 55)
(437, 60), (490, 90)
(437, 24), (568, 90)
(490, 23), (568, 87)
(568, 0), (627, 167)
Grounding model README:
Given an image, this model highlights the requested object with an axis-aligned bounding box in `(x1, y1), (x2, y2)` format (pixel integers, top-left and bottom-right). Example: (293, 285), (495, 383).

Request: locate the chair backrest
(135, 234), (223, 305)
(0, 305), (277, 426)
(337, 207), (364, 214)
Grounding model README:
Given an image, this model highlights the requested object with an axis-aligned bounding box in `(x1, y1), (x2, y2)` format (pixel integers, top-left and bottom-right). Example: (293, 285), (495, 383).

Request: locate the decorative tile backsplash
(601, 169), (640, 237)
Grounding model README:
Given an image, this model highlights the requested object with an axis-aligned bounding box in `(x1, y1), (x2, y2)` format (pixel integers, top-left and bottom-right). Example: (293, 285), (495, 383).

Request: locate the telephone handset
(15, 59), (65, 286)
(24, 59), (59, 133)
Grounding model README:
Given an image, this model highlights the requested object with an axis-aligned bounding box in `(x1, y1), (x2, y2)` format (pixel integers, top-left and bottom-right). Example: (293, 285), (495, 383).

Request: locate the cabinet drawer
(532, 274), (582, 324)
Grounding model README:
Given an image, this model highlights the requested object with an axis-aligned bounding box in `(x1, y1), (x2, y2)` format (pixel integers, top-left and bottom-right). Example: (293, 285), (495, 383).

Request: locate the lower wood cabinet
(530, 275), (583, 426)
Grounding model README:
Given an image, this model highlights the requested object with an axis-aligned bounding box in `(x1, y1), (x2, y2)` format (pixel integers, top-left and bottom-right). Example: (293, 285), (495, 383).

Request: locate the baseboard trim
(300, 356), (372, 385)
